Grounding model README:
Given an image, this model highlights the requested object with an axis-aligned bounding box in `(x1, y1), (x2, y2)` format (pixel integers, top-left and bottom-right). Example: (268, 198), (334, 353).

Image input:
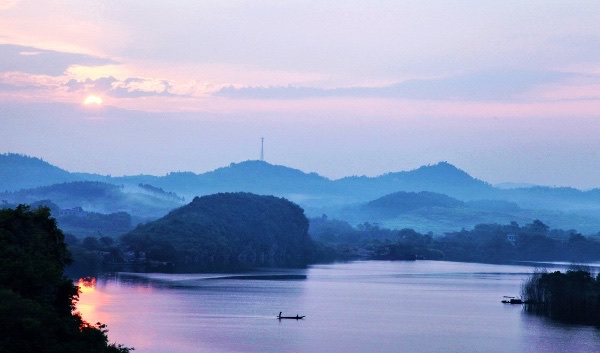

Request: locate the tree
(0, 205), (131, 353)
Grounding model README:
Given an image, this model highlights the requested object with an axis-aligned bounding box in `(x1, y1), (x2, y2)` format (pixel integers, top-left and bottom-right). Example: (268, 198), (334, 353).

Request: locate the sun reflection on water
(76, 277), (104, 324)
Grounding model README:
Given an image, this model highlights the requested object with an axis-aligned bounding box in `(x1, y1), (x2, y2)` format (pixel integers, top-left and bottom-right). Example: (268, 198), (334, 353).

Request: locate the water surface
(77, 261), (600, 353)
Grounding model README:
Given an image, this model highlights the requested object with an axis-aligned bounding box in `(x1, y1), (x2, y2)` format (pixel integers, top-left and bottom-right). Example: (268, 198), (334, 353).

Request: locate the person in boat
(278, 311), (304, 319)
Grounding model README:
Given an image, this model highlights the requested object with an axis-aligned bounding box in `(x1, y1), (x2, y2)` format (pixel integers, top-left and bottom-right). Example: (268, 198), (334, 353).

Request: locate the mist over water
(78, 261), (600, 353)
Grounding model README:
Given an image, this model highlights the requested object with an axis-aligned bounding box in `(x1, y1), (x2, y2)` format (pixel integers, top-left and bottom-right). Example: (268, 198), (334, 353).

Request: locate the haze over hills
(3, 153), (600, 234)
(0, 153), (509, 199)
(335, 161), (495, 201)
(0, 154), (77, 190)
(0, 180), (183, 216)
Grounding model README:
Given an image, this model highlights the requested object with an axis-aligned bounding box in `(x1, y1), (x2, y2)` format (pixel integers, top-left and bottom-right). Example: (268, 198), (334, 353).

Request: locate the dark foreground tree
(0, 205), (131, 353)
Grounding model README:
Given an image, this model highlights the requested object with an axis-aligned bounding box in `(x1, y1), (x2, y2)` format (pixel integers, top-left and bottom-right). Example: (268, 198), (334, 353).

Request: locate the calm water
(77, 261), (600, 353)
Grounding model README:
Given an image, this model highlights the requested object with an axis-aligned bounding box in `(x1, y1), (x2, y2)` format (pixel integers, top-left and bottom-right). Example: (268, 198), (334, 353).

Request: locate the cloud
(65, 76), (179, 98)
(65, 76), (118, 92)
(214, 70), (587, 101)
(0, 71), (63, 92)
(0, 81), (45, 92)
(0, 70), (184, 99)
(0, 44), (117, 76)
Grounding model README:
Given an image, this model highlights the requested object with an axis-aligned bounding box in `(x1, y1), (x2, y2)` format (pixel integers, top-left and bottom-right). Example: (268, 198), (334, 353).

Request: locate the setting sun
(83, 95), (103, 105)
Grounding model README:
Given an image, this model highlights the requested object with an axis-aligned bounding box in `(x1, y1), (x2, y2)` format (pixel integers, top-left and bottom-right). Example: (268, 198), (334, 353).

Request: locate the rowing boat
(277, 312), (304, 320)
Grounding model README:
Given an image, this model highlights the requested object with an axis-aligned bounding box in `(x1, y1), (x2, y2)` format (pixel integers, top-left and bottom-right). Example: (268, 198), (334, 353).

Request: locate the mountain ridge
(4, 152), (600, 234)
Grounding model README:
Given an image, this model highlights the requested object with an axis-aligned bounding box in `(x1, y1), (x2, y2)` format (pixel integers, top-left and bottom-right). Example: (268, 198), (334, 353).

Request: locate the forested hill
(335, 162), (495, 200)
(362, 191), (465, 218)
(0, 181), (184, 218)
(6, 153), (600, 220)
(121, 192), (315, 272)
(0, 153), (75, 191)
(152, 160), (334, 197)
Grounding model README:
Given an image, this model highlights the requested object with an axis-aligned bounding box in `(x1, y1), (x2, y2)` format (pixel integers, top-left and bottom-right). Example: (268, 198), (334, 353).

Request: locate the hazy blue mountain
(362, 191), (465, 218)
(335, 162), (496, 201)
(464, 199), (522, 213)
(328, 190), (600, 235)
(5, 153), (600, 234)
(0, 181), (184, 219)
(162, 160), (332, 195)
(494, 182), (537, 190)
(0, 154), (496, 205)
(0, 153), (76, 191)
(499, 186), (600, 211)
(2, 154), (498, 205)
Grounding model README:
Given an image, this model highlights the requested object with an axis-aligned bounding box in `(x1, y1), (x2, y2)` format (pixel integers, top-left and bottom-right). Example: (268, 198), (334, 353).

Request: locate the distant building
(506, 233), (517, 246)
(58, 207), (87, 218)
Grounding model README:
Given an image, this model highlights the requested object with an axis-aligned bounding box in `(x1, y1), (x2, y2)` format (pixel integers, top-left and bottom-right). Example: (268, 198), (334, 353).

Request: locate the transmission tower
(260, 137), (264, 161)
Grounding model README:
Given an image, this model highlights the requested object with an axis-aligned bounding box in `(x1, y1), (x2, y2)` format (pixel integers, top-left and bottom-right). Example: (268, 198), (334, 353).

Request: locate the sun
(83, 95), (103, 105)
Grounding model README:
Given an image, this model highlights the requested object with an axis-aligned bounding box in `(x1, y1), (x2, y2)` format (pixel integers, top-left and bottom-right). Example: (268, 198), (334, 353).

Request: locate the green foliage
(522, 269), (600, 326)
(435, 220), (600, 263)
(312, 217), (600, 263)
(58, 211), (132, 235)
(0, 180), (183, 220)
(121, 192), (315, 272)
(0, 205), (131, 353)
(64, 234), (128, 278)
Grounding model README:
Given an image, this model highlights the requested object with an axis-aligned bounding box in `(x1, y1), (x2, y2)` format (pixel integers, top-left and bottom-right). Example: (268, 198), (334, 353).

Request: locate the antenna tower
(260, 137), (264, 161)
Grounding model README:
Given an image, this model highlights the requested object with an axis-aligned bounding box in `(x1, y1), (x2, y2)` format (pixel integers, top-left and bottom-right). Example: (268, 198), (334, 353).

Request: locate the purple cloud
(0, 44), (117, 76)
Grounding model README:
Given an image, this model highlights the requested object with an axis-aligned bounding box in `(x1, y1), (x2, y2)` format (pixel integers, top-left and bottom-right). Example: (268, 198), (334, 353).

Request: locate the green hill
(0, 153), (75, 191)
(335, 162), (495, 201)
(363, 191), (465, 217)
(121, 192), (315, 272)
(0, 181), (183, 219)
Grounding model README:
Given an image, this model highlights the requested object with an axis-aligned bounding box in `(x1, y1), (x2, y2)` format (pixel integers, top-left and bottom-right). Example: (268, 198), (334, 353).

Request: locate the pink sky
(1, 1), (600, 188)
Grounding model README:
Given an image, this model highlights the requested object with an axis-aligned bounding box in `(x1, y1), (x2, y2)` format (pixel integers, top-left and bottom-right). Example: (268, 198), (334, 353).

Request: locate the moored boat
(277, 312), (305, 320)
(501, 296), (523, 304)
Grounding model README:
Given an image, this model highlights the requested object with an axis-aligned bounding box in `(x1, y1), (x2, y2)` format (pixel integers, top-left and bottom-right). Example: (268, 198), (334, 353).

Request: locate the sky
(1, 0), (600, 188)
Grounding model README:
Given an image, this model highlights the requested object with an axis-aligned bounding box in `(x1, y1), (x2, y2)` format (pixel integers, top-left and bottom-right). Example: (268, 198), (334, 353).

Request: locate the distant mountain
(335, 162), (495, 201)
(0, 153), (76, 191)
(499, 186), (600, 211)
(330, 189), (600, 235)
(494, 182), (537, 190)
(5, 153), (600, 233)
(362, 191), (465, 218)
(157, 160), (333, 197)
(1, 154), (496, 205)
(0, 181), (184, 219)
(121, 192), (315, 272)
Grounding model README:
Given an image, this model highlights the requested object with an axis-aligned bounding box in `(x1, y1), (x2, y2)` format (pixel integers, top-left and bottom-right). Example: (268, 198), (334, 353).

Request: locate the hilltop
(4, 153), (600, 234)
(0, 153), (75, 191)
(0, 154), (500, 205)
(121, 192), (315, 272)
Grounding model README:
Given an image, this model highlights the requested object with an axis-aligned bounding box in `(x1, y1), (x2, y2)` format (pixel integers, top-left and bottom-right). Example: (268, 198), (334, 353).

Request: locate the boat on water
(277, 312), (305, 320)
(501, 296), (523, 304)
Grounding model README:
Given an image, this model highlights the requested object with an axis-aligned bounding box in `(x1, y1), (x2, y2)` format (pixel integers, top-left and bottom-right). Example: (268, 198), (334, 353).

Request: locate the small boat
(501, 296), (523, 304)
(277, 312), (305, 320)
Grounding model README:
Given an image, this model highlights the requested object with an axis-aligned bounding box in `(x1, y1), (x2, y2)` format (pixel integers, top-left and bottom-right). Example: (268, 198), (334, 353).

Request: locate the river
(77, 261), (600, 353)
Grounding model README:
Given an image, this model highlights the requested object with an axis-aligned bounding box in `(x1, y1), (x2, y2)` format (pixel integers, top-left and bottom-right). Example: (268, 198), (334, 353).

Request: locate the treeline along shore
(56, 194), (600, 276)
(4, 192), (600, 334)
(522, 268), (600, 326)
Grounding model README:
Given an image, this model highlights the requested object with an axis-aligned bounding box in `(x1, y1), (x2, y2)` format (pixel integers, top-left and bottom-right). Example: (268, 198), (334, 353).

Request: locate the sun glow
(84, 95), (103, 105)
(77, 277), (97, 294)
